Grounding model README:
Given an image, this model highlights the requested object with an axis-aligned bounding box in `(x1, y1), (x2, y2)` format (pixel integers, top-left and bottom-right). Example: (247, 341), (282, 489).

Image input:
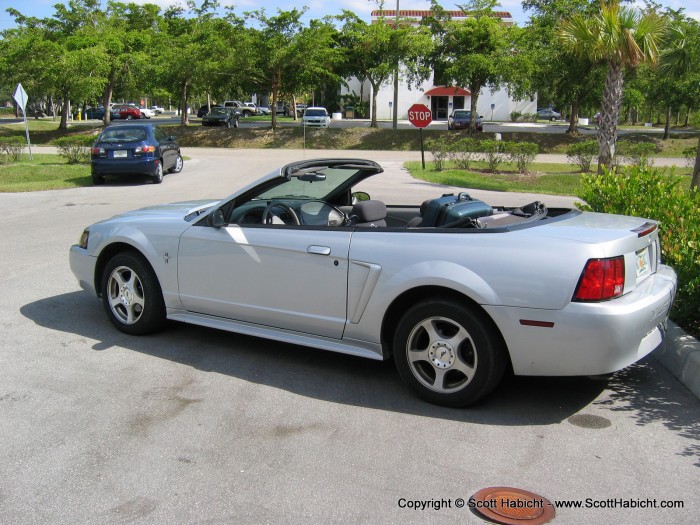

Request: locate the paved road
(1, 149), (698, 524)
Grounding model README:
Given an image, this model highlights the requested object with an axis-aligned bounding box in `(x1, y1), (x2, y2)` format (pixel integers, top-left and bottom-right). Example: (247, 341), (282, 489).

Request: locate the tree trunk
(691, 135), (700, 190)
(597, 62), (623, 174)
(566, 99), (579, 134)
(663, 105), (671, 140)
(179, 81), (189, 125)
(59, 94), (70, 129)
(468, 82), (480, 134)
(369, 79), (379, 128)
(102, 79), (114, 125)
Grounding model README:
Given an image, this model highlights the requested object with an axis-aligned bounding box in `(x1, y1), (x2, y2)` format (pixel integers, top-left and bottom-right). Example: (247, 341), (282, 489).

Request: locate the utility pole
(392, 0), (399, 130)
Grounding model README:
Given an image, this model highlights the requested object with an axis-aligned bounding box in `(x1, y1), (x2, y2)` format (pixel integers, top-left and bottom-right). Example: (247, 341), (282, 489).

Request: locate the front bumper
(69, 245), (98, 296)
(484, 265), (677, 376)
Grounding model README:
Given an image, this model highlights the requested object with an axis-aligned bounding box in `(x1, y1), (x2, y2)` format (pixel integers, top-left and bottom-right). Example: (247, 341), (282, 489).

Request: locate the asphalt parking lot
(1, 149), (698, 524)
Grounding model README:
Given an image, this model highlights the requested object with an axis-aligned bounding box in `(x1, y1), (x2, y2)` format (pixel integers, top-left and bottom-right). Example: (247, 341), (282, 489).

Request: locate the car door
(153, 127), (176, 170)
(177, 224), (352, 339)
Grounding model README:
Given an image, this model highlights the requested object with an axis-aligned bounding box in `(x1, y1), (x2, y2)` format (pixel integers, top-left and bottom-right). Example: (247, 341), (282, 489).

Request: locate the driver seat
(349, 200), (386, 227)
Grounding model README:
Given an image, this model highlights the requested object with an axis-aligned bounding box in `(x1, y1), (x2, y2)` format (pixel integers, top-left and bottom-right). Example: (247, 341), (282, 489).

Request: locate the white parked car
(302, 107), (331, 127)
(69, 158), (677, 407)
(150, 105), (165, 114)
(137, 106), (156, 119)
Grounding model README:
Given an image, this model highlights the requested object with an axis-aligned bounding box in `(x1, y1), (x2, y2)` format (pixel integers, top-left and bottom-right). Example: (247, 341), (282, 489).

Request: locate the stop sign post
(408, 103), (432, 168)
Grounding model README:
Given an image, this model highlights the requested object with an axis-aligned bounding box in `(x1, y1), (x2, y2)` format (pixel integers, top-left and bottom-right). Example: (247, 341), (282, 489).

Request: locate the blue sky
(1, 0), (697, 31)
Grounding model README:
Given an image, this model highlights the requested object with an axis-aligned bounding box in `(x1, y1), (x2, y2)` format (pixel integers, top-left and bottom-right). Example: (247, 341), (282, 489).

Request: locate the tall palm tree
(557, 1), (666, 173)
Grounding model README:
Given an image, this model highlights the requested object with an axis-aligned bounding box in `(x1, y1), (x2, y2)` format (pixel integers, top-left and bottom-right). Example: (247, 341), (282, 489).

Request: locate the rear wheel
(152, 162), (163, 184)
(91, 170), (105, 185)
(101, 251), (166, 335)
(168, 154), (183, 174)
(393, 299), (507, 407)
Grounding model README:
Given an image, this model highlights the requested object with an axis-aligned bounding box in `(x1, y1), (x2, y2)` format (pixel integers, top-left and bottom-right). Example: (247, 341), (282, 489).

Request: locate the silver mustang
(69, 158), (677, 406)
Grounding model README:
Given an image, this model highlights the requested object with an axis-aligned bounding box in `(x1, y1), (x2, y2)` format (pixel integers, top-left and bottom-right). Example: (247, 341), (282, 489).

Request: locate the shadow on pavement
(22, 291), (615, 426)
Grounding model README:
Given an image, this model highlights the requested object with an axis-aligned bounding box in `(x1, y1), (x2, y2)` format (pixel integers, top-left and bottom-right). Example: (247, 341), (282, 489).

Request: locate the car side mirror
(211, 209), (226, 228)
(351, 191), (370, 205)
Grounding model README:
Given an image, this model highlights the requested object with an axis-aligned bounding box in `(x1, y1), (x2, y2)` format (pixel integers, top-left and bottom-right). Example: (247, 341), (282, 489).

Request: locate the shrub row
(509, 111), (540, 123)
(577, 166), (699, 337)
(566, 140), (658, 172)
(52, 135), (94, 164)
(0, 137), (24, 164)
(427, 136), (538, 174)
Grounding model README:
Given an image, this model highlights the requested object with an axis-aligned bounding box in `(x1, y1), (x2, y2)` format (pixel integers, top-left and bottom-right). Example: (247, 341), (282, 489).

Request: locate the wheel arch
(380, 285), (511, 368)
(94, 242), (153, 297)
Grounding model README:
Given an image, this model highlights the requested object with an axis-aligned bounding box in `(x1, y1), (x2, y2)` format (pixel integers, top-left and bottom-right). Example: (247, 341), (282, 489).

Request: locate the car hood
(204, 114), (228, 119)
(104, 200), (221, 223)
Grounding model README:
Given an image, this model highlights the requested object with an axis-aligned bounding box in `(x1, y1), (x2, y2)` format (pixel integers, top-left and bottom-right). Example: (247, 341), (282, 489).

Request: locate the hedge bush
(450, 137), (480, 170)
(567, 140), (598, 173)
(577, 166), (699, 337)
(505, 142), (538, 174)
(53, 135), (94, 164)
(617, 141), (656, 169)
(0, 137), (25, 163)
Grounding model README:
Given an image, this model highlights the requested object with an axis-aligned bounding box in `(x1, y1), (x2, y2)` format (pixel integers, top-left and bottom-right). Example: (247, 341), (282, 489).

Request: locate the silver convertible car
(70, 159), (677, 406)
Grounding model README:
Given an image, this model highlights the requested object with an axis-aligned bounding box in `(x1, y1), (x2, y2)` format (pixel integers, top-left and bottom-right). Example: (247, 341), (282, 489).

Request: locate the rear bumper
(484, 265), (677, 376)
(91, 157), (159, 176)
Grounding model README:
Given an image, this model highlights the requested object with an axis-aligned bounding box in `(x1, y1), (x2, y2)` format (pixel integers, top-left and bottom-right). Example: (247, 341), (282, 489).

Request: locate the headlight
(78, 230), (89, 249)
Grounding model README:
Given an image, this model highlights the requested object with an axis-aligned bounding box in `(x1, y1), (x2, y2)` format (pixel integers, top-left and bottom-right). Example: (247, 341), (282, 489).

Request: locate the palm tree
(659, 22), (700, 189)
(557, 1), (666, 173)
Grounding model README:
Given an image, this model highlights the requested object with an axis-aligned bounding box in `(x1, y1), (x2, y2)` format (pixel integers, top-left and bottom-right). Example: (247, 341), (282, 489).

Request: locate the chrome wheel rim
(174, 156), (183, 172)
(406, 316), (477, 393)
(107, 265), (145, 325)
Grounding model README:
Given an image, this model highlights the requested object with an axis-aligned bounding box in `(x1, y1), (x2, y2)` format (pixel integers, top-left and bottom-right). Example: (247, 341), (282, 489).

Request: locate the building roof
(425, 86), (471, 97)
(371, 10), (514, 22)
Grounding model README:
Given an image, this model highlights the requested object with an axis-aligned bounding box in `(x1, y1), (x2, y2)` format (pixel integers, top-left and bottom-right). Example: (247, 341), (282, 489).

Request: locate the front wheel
(393, 299), (507, 407)
(101, 252), (166, 335)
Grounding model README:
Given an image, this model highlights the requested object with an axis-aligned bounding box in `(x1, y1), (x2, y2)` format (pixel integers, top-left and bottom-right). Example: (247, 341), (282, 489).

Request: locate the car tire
(91, 170), (105, 185)
(101, 251), (166, 335)
(168, 154), (183, 174)
(152, 162), (163, 184)
(393, 298), (507, 407)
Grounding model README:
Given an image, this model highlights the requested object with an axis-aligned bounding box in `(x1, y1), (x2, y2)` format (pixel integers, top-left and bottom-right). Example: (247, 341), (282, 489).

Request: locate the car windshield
(210, 108), (228, 115)
(99, 127), (148, 142)
(453, 111), (471, 118)
(254, 166), (361, 201)
(305, 109), (327, 117)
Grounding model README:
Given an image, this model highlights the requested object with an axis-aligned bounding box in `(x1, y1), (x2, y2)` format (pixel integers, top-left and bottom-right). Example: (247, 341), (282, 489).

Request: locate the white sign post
(13, 83), (33, 160)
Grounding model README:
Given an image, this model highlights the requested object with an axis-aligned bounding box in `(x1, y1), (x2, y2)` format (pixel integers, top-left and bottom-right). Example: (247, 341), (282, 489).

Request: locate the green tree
(430, 8), (509, 133)
(557, 1), (666, 172)
(160, 1), (240, 125)
(339, 11), (433, 128)
(523, 0), (605, 134)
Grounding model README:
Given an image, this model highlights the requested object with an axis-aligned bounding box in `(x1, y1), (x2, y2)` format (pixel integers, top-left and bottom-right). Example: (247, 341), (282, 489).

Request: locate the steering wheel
(262, 201), (301, 225)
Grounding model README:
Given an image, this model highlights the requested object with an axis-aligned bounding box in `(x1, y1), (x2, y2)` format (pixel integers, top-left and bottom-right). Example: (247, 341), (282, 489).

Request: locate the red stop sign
(408, 103), (432, 128)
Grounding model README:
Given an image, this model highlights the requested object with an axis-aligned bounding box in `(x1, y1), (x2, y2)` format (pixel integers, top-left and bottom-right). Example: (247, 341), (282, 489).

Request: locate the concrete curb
(654, 321), (700, 399)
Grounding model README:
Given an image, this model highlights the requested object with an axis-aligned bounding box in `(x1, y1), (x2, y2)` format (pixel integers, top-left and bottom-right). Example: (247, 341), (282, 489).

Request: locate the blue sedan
(90, 123), (183, 185)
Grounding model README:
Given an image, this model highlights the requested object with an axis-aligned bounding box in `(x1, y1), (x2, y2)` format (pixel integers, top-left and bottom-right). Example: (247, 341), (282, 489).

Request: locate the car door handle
(307, 245), (331, 256)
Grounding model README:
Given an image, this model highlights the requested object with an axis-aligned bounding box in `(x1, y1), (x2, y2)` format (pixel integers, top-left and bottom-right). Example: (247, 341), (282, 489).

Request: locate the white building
(341, 10), (537, 122)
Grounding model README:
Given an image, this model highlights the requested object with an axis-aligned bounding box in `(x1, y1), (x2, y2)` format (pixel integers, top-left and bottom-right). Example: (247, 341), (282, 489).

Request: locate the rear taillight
(91, 146), (106, 157)
(573, 256), (625, 302)
(134, 145), (156, 155)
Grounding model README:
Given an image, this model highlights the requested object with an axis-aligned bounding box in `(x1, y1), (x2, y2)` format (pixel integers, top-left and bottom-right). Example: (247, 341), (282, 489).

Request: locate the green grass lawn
(0, 154), (91, 192)
(405, 161), (693, 196)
